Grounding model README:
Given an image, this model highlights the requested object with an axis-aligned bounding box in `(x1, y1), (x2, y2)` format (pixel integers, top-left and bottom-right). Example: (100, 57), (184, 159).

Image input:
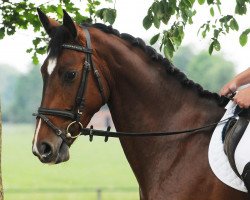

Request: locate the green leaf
(95, 9), (104, 18)
(150, 33), (160, 45)
(188, 17), (193, 24)
(143, 15), (153, 30)
(186, 0), (193, 7)
(214, 29), (219, 38)
(32, 38), (41, 46)
(152, 2), (160, 14)
(156, 4), (164, 19)
(0, 28), (5, 40)
(93, 1), (101, 5)
(235, 3), (247, 15)
(163, 38), (175, 59)
(219, 15), (233, 23)
(172, 27), (183, 46)
(202, 30), (207, 38)
(198, 0), (205, 5)
(216, 3), (222, 14)
(213, 40), (221, 51)
(210, 7), (214, 16)
(36, 47), (47, 55)
(46, 5), (57, 13)
(105, 9), (116, 25)
(26, 48), (33, 53)
(229, 18), (239, 31)
(178, 26), (184, 39)
(240, 32), (248, 46)
(56, 4), (63, 19)
(207, 0), (213, 5)
(209, 41), (214, 55)
(32, 53), (39, 65)
(162, 15), (171, 25)
(153, 15), (161, 29)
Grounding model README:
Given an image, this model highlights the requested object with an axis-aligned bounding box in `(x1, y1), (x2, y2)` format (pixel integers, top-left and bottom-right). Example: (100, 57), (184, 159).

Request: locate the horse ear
(37, 8), (59, 37)
(63, 9), (77, 38)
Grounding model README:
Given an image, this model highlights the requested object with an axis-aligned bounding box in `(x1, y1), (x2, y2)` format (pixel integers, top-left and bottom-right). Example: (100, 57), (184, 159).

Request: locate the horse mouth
(37, 142), (70, 164)
(54, 142), (70, 164)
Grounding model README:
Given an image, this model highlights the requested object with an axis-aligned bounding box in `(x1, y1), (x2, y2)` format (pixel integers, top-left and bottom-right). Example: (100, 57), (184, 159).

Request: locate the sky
(1, 0), (250, 73)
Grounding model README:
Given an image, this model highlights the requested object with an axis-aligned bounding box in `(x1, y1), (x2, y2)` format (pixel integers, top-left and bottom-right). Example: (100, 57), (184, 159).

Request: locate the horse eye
(64, 71), (77, 82)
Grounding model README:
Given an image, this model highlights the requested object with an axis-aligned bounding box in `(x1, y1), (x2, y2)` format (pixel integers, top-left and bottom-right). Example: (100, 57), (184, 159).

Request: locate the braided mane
(89, 23), (227, 106)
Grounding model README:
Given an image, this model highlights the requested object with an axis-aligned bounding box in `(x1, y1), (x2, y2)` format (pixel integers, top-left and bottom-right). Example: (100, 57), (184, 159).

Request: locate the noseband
(33, 27), (106, 146)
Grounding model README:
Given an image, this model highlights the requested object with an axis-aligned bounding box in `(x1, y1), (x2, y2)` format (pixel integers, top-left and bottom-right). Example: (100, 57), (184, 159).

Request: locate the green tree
(173, 47), (235, 92)
(6, 66), (42, 123)
(0, 0), (116, 64)
(173, 46), (194, 72)
(0, 0), (249, 62)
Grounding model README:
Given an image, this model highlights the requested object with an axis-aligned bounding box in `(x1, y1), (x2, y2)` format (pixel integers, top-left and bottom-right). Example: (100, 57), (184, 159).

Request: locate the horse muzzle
(33, 141), (70, 164)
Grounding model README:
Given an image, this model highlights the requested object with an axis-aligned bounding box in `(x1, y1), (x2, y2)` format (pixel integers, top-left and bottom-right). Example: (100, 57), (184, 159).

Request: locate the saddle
(223, 106), (250, 191)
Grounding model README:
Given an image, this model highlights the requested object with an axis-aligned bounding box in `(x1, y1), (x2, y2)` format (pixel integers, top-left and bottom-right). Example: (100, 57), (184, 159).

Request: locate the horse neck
(94, 31), (225, 195)
(93, 34), (224, 132)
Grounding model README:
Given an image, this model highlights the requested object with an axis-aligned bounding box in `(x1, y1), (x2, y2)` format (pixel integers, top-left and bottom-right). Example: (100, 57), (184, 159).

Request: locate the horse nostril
(40, 142), (52, 159)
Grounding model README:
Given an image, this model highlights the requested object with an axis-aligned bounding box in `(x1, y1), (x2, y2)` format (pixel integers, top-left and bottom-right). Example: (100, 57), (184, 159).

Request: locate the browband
(62, 44), (92, 54)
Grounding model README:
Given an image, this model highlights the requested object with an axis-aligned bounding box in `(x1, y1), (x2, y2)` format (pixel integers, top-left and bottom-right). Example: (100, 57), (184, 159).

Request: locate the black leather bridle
(33, 27), (106, 146)
(33, 26), (235, 145)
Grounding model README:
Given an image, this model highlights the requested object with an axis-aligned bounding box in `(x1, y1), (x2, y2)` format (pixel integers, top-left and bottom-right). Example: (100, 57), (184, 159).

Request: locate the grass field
(2, 124), (138, 200)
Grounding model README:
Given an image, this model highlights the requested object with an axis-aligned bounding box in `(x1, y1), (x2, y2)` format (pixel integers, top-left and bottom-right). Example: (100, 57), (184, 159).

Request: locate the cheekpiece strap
(82, 27), (106, 105)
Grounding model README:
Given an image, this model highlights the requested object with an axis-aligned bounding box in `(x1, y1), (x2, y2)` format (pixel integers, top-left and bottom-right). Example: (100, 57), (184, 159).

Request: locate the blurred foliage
(0, 65), (20, 122)
(1, 65), (42, 123)
(172, 46), (194, 72)
(0, 0), (116, 64)
(0, 0), (249, 63)
(173, 46), (235, 92)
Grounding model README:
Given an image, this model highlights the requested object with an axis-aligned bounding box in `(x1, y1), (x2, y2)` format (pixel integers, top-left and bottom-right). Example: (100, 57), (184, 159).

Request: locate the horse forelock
(48, 26), (72, 58)
(45, 25), (79, 76)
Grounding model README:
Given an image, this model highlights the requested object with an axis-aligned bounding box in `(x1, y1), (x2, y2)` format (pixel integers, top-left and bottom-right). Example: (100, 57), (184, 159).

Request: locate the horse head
(32, 9), (109, 164)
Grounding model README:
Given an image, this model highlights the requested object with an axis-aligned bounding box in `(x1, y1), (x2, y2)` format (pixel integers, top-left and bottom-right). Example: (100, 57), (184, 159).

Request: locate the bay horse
(32, 9), (249, 199)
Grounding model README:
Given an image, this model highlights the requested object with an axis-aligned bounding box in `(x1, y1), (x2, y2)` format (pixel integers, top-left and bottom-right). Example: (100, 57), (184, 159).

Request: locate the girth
(33, 27), (106, 146)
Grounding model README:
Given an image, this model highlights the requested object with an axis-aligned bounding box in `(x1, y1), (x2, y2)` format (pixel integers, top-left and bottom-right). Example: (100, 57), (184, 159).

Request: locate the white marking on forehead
(33, 119), (41, 155)
(47, 58), (57, 75)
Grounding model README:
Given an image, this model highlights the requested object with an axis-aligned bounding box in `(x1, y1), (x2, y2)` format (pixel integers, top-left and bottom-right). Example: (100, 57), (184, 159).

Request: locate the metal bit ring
(66, 121), (83, 139)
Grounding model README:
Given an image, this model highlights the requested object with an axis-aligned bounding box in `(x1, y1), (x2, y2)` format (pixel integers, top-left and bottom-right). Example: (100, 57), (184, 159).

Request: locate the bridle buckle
(77, 109), (83, 115)
(56, 129), (62, 136)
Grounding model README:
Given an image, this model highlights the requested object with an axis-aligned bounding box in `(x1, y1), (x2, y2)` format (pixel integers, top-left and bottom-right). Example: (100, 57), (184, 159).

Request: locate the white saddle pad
(208, 101), (248, 192)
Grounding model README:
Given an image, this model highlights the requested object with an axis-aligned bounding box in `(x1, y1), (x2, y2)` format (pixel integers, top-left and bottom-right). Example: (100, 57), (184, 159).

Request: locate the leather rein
(33, 27), (233, 145)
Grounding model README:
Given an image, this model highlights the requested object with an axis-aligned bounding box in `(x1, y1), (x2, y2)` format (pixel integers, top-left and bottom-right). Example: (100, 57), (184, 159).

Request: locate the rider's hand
(233, 87), (250, 108)
(220, 81), (237, 97)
